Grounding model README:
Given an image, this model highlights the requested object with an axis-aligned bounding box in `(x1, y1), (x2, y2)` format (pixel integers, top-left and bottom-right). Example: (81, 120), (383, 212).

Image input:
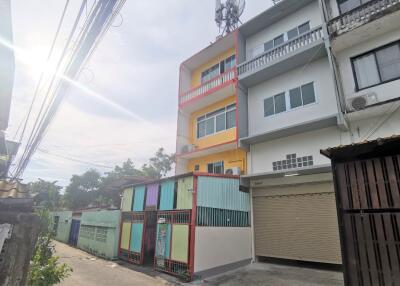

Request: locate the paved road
(54, 241), (175, 286)
(198, 262), (344, 286)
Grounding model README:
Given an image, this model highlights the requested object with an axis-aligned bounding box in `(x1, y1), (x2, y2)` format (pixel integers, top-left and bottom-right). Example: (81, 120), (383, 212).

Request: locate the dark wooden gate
(323, 138), (400, 286)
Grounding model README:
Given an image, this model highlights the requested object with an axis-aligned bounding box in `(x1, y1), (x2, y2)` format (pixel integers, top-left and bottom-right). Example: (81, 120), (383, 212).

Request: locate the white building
(236, 0), (400, 265)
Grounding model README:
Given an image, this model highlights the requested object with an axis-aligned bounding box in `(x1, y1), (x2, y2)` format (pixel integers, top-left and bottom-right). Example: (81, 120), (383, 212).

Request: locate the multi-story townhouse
(236, 0), (346, 266)
(323, 0), (400, 140)
(235, 0), (400, 268)
(176, 32), (247, 176)
(174, 0), (400, 271)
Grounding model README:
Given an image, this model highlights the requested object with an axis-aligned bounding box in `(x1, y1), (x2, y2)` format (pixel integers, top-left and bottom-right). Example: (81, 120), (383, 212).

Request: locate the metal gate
(154, 210), (192, 281)
(119, 212), (145, 264)
(68, 219), (80, 246)
(333, 156), (400, 285)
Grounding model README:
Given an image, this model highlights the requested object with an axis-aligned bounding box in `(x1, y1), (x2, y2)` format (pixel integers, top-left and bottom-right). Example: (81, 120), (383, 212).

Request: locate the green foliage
(29, 179), (62, 210)
(62, 147), (175, 210)
(141, 148), (175, 179)
(63, 169), (101, 210)
(28, 210), (72, 286)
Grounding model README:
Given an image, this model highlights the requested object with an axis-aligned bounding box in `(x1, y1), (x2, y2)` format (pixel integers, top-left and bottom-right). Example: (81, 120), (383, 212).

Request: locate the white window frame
(200, 55), (236, 84)
(207, 161), (224, 174)
(197, 104), (237, 139)
(263, 82), (317, 118)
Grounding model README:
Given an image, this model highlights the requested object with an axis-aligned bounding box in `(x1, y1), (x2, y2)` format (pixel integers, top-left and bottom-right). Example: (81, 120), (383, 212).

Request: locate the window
(265, 83), (316, 117)
(298, 22), (310, 35)
(264, 40), (274, 52)
(264, 93), (286, 117)
(337, 0), (371, 14)
(194, 164), (200, 171)
(224, 55), (236, 71)
(289, 82), (316, 108)
(352, 41), (400, 90)
(288, 22), (310, 41)
(201, 55), (236, 83)
(207, 161), (224, 174)
(197, 104), (237, 138)
(274, 34), (284, 47)
(201, 64), (219, 83)
(226, 104), (236, 129)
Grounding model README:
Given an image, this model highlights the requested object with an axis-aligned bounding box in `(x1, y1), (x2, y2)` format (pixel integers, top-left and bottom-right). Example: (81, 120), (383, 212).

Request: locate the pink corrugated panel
(146, 183), (159, 206)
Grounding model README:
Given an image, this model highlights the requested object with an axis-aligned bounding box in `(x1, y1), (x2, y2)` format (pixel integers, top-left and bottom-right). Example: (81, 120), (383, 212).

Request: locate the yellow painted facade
(189, 95), (236, 149)
(190, 47), (236, 88)
(187, 149), (247, 174)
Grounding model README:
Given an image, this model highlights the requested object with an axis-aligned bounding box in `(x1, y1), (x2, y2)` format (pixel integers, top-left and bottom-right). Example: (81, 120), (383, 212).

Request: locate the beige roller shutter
(253, 182), (342, 264)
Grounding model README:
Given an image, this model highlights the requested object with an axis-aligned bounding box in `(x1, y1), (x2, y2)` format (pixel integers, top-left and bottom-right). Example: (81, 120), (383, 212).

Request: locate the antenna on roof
(272, 0), (282, 4)
(215, 0), (245, 36)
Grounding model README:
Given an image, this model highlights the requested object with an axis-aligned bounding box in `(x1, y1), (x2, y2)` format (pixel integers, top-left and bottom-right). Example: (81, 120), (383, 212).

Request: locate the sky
(7, 0), (272, 186)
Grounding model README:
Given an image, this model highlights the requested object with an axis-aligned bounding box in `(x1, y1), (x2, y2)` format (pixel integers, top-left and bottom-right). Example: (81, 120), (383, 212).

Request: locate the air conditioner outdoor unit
(346, 92), (378, 111)
(225, 167), (241, 175)
(181, 144), (195, 154)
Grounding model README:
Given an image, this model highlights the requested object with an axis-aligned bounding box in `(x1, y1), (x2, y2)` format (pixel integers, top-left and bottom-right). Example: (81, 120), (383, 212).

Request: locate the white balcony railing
(179, 68), (236, 106)
(238, 26), (324, 77)
(329, 0), (400, 36)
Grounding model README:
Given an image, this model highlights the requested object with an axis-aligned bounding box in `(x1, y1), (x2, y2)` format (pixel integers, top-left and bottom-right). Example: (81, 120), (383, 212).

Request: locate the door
(68, 219), (80, 247)
(143, 211), (157, 264)
(252, 182), (341, 264)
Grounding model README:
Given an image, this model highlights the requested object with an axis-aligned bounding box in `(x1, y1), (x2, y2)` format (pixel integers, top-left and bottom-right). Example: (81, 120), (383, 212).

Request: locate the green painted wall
(76, 210), (121, 260)
(171, 224), (189, 263)
(50, 211), (72, 243)
(176, 176), (193, 209)
(121, 187), (133, 211)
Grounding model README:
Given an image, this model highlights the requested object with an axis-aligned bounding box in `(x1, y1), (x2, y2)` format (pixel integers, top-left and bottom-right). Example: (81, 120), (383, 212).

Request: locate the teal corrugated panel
(132, 185), (145, 211)
(130, 223), (143, 253)
(155, 224), (171, 258)
(159, 181), (175, 210)
(197, 176), (250, 211)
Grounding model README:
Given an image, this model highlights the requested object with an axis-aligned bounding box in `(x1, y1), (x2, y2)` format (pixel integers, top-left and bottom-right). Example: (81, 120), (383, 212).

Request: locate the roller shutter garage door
(253, 182), (342, 264)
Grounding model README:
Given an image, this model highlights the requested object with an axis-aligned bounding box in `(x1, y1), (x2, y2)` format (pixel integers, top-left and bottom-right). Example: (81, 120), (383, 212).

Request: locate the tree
(141, 148), (175, 179)
(28, 210), (72, 285)
(29, 179), (62, 210)
(63, 169), (101, 210)
(60, 147), (175, 209)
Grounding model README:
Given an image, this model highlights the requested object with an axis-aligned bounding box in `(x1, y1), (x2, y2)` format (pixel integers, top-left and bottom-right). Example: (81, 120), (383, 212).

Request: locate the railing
(179, 68), (236, 106)
(329, 0), (400, 36)
(237, 26), (324, 77)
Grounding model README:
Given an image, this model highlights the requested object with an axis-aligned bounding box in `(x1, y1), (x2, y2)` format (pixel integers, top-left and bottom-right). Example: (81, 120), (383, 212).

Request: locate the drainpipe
(318, 0), (350, 132)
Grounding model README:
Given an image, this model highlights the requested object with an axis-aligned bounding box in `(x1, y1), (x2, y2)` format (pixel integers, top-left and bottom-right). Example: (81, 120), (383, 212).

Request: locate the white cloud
(8, 0), (272, 185)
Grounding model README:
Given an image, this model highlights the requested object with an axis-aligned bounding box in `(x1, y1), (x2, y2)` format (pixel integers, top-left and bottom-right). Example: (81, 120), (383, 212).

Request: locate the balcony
(238, 26), (326, 87)
(328, 0), (400, 37)
(179, 68), (236, 110)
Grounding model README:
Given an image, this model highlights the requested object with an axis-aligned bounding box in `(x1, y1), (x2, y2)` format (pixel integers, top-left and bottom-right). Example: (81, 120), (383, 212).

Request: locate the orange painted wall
(187, 149), (247, 174)
(190, 47), (236, 88)
(189, 95), (236, 150)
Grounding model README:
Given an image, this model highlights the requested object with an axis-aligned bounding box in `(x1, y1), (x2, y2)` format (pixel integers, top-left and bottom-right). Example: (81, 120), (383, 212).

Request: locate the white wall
(348, 108), (400, 142)
(194, 227), (252, 273)
(336, 29), (400, 107)
(245, 1), (322, 59)
(248, 126), (349, 174)
(247, 58), (338, 136)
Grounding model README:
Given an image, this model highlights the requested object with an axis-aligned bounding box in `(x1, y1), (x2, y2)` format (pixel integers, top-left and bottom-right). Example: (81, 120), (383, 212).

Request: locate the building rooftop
(321, 135), (400, 161)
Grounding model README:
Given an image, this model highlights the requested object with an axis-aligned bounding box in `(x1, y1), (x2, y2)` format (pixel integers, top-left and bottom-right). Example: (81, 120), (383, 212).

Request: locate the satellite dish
(215, 0), (246, 36)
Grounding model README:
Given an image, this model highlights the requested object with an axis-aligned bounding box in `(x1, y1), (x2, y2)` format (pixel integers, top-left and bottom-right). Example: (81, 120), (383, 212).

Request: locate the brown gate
(323, 138), (400, 286)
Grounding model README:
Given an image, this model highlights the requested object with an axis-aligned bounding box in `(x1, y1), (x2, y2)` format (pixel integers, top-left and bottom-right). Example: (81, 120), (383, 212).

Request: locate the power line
(37, 148), (113, 169)
(12, 0), (126, 179)
(16, 0), (71, 143)
(12, 0), (89, 179)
